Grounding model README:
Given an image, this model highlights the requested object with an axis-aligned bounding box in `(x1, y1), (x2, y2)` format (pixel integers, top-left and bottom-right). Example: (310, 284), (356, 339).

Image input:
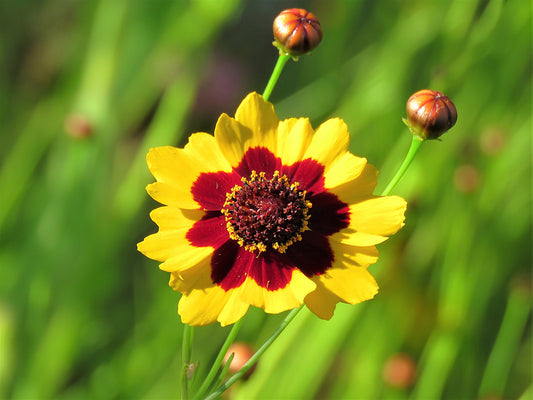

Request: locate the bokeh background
(1, 0), (531, 399)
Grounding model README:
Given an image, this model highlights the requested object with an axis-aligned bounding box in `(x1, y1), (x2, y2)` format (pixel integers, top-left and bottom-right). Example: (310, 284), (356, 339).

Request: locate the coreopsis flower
(138, 92), (406, 326)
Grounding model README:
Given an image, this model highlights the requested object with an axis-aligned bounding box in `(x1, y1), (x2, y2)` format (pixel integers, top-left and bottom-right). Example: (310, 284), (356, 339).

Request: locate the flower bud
(64, 112), (93, 139)
(479, 129), (505, 155)
(404, 89), (457, 140)
(223, 342), (257, 379)
(273, 9), (322, 57)
(383, 353), (417, 389)
(453, 164), (480, 193)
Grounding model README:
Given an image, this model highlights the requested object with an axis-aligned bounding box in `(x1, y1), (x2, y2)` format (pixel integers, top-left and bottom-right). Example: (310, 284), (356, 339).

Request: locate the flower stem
(181, 323), (194, 400)
(204, 306), (303, 400)
(262, 54), (291, 102)
(213, 353), (234, 390)
(381, 136), (424, 196)
(192, 319), (244, 400)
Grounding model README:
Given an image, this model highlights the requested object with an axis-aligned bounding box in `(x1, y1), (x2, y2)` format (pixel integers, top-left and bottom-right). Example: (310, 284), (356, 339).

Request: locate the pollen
(221, 170), (311, 254)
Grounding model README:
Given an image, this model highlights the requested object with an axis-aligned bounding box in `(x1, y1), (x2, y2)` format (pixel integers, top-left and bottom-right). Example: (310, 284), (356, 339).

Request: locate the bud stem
(191, 318), (243, 400)
(262, 54), (291, 102)
(190, 52), (295, 400)
(181, 323), (194, 400)
(204, 306), (303, 400)
(381, 136), (424, 196)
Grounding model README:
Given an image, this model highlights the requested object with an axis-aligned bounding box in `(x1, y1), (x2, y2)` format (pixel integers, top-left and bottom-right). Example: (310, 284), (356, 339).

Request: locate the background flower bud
(383, 353), (417, 389)
(453, 164), (480, 193)
(404, 89), (457, 140)
(64, 112), (93, 139)
(223, 342), (257, 379)
(273, 9), (322, 57)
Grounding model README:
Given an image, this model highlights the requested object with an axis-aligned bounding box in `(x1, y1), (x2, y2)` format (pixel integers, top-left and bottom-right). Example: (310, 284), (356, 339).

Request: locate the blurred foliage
(0, 0), (531, 399)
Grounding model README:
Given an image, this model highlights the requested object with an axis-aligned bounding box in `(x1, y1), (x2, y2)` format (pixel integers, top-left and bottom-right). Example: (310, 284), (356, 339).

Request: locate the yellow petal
(158, 247), (213, 272)
(173, 256), (251, 326)
(146, 139), (232, 209)
(137, 228), (208, 265)
(324, 152), (368, 189)
(303, 281), (342, 320)
(235, 92), (279, 153)
(178, 284), (250, 327)
(329, 195), (406, 246)
(329, 230), (389, 246)
(348, 195), (407, 236)
(276, 117), (299, 156)
(146, 146), (185, 185)
(303, 118), (350, 167)
(184, 132), (232, 173)
(149, 207), (205, 230)
(175, 262), (316, 325)
(239, 269), (316, 314)
(214, 114), (253, 167)
(146, 146), (197, 187)
(138, 207), (211, 265)
(169, 256), (213, 293)
(277, 118), (315, 165)
(304, 265), (379, 320)
(316, 265), (379, 305)
(146, 182), (199, 209)
(328, 163), (379, 203)
(329, 240), (379, 267)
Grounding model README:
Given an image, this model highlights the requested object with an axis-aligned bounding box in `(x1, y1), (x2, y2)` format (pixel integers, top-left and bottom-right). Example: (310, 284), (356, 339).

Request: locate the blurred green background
(0, 0), (531, 399)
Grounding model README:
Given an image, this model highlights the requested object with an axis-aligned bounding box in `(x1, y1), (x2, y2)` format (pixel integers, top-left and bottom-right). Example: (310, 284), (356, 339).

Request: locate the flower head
(138, 93), (406, 326)
(273, 9), (322, 57)
(404, 89), (458, 140)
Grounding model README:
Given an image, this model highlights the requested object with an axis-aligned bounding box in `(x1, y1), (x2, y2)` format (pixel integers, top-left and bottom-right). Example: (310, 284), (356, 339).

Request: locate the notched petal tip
(146, 145), (177, 170)
(304, 266), (379, 319)
(304, 117), (351, 167)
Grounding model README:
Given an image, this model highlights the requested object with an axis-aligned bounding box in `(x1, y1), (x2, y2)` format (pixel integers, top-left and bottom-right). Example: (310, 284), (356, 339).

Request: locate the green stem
(190, 50), (293, 400)
(262, 54), (291, 102)
(181, 324), (194, 400)
(204, 306), (303, 400)
(381, 136), (424, 196)
(213, 353), (235, 390)
(192, 319), (244, 400)
(479, 288), (531, 397)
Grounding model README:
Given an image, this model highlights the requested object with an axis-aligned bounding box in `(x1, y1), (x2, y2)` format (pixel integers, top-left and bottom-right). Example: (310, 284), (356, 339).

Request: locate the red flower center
(221, 170), (311, 253)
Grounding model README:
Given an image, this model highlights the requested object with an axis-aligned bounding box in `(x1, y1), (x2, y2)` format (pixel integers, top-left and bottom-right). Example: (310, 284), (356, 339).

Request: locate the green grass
(0, 0), (530, 399)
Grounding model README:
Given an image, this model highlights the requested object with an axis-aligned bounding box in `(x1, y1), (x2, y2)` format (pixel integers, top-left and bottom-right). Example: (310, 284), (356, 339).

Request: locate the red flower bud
(404, 89), (457, 140)
(273, 9), (322, 57)
(64, 112), (93, 139)
(383, 353), (417, 389)
(223, 342), (257, 379)
(453, 164), (480, 193)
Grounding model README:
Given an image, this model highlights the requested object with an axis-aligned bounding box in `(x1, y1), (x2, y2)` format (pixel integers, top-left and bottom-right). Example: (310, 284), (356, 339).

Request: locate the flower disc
(222, 170), (311, 253)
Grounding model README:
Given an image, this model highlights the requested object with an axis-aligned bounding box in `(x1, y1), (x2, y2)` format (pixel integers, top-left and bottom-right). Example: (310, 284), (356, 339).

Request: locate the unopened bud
(383, 353), (417, 389)
(453, 164), (480, 193)
(64, 112), (93, 139)
(479, 129), (505, 155)
(404, 89), (457, 140)
(222, 342), (256, 379)
(273, 9), (322, 57)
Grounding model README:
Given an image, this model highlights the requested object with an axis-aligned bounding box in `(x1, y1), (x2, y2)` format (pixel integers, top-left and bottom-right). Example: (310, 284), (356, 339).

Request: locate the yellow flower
(138, 92), (406, 326)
